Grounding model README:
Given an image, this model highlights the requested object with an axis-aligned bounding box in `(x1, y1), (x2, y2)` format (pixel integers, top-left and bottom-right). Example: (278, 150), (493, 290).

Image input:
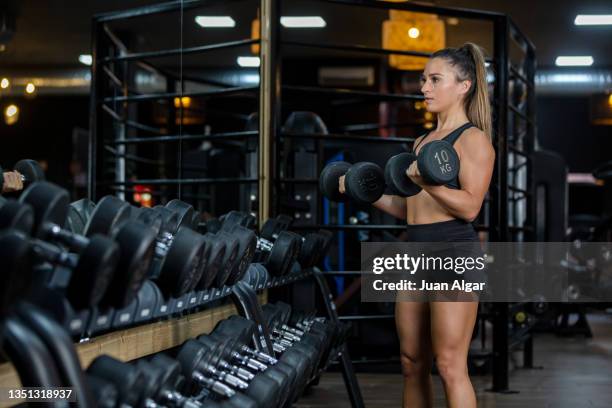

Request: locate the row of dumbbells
(85, 302), (350, 408)
(0, 181), (332, 337)
(320, 140), (460, 203)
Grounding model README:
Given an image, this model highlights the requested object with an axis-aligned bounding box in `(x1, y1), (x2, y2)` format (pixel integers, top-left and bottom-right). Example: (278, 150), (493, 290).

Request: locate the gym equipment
(0, 159), (45, 192)
(417, 140), (460, 185)
(319, 161), (386, 204)
(385, 140), (460, 196)
(66, 198), (95, 234)
(220, 211), (298, 277)
(20, 183), (158, 309)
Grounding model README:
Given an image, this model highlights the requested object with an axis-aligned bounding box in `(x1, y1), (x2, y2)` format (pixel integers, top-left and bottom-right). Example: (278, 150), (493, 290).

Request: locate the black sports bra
(413, 122), (475, 189)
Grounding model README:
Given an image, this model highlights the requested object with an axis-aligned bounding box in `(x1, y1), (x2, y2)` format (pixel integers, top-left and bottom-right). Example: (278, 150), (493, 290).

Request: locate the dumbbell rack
(0, 267), (365, 407)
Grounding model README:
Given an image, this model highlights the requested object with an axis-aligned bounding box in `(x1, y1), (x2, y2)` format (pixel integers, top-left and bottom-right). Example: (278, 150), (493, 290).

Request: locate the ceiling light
(574, 15), (612, 25)
(555, 56), (594, 66)
(0, 78), (9, 89)
(280, 16), (326, 28)
(237, 56), (260, 68)
(195, 16), (236, 28)
(79, 54), (93, 66)
(25, 83), (36, 94)
(5, 104), (19, 125)
(408, 27), (420, 39)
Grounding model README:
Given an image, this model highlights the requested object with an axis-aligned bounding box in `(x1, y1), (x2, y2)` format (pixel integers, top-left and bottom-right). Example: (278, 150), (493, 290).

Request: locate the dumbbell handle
(272, 328), (300, 342)
(281, 324), (304, 337)
(154, 231), (174, 258)
(42, 222), (89, 251)
(204, 365), (248, 390)
(193, 372), (236, 398)
(256, 237), (274, 253)
(144, 398), (163, 408)
(230, 351), (268, 372)
(218, 359), (254, 381)
(239, 345), (277, 365)
(160, 389), (203, 408)
(31, 238), (78, 269)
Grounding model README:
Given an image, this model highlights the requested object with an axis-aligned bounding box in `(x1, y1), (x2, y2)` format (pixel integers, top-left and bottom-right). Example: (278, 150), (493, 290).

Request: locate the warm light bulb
(424, 122), (434, 129)
(25, 83), (36, 94)
(5, 104), (19, 125)
(0, 78), (9, 89)
(408, 27), (420, 39)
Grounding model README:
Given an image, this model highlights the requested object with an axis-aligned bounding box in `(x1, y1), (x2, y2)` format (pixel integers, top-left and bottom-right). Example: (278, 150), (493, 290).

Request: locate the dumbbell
(87, 355), (149, 407)
(176, 341), (265, 408)
(135, 359), (202, 407)
(0, 159), (45, 193)
(385, 140), (460, 196)
(319, 161), (385, 203)
(161, 203), (241, 291)
(86, 374), (119, 408)
(197, 336), (294, 408)
(220, 211), (297, 277)
(241, 263), (271, 291)
(213, 315), (314, 396)
(0, 205), (120, 311)
(260, 216), (328, 268)
(65, 198), (95, 234)
(84, 196), (206, 299)
(19, 183), (158, 309)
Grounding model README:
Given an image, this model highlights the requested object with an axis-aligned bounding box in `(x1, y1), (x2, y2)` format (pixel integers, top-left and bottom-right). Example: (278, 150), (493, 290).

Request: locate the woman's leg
(430, 301), (479, 408)
(396, 301), (434, 408)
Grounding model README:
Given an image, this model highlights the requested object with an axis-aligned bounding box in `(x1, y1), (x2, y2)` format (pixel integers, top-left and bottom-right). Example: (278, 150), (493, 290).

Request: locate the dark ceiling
(0, 0), (611, 69)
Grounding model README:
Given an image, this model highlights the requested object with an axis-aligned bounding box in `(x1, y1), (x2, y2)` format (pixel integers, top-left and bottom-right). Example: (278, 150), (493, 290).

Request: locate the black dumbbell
(261, 217), (326, 269)
(0, 202), (119, 310)
(87, 355), (149, 407)
(385, 140), (460, 196)
(65, 198), (95, 234)
(319, 161), (385, 203)
(0, 159), (45, 193)
(213, 315), (313, 397)
(176, 341), (261, 408)
(135, 359), (202, 407)
(197, 336), (293, 407)
(86, 374), (118, 408)
(20, 183), (157, 309)
(222, 214), (300, 277)
(84, 196), (206, 299)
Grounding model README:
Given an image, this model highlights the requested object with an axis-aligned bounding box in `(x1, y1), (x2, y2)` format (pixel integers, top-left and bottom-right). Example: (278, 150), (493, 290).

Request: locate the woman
(342, 43), (495, 407)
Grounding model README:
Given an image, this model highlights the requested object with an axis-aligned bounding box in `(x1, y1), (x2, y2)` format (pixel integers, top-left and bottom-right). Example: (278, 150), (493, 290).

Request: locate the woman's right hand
(339, 175), (346, 194)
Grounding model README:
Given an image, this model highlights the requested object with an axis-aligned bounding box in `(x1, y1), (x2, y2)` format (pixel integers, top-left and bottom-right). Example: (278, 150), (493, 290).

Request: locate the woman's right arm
(372, 194), (407, 220)
(339, 175), (407, 220)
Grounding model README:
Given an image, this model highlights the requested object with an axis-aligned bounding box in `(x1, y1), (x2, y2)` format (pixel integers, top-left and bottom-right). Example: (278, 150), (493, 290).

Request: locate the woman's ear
(460, 80), (472, 95)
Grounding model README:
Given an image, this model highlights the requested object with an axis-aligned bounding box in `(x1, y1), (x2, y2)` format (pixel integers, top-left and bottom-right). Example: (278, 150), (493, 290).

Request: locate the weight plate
(225, 226), (257, 285)
(417, 140), (460, 185)
(85, 196), (132, 238)
(101, 221), (156, 309)
(0, 199), (34, 234)
(266, 231), (296, 276)
(133, 207), (163, 236)
(319, 161), (351, 202)
(196, 233), (226, 290)
(69, 234), (120, 309)
(158, 226), (206, 298)
(19, 181), (69, 237)
(152, 206), (180, 235)
(215, 231), (239, 288)
(385, 152), (422, 197)
(344, 162), (385, 204)
(66, 198), (94, 234)
(298, 233), (323, 268)
(165, 199), (196, 230)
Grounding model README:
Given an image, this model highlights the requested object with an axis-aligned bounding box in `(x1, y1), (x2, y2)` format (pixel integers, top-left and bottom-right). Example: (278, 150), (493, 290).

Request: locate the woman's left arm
(417, 129), (495, 222)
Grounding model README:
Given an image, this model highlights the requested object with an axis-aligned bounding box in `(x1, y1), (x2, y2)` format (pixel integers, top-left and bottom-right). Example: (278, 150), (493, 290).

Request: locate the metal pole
(88, 19), (106, 201)
(490, 15), (512, 394)
(258, 0), (280, 225)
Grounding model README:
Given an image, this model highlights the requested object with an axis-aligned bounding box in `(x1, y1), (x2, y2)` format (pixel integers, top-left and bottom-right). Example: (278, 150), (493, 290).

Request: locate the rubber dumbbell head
(417, 140), (460, 185)
(385, 152), (423, 197)
(344, 162), (386, 203)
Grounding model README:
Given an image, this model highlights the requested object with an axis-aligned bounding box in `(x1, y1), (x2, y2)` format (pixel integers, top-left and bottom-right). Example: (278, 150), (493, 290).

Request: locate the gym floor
(296, 312), (612, 408)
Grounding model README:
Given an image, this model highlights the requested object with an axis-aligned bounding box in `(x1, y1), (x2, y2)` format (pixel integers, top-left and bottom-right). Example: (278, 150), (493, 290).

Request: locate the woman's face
(420, 57), (471, 113)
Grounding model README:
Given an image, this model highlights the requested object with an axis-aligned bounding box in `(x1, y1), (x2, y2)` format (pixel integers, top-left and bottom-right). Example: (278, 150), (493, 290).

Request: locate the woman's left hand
(406, 161), (425, 187)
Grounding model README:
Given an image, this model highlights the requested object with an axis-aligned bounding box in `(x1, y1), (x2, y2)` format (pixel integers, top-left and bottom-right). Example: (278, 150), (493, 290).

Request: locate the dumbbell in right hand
(319, 161), (385, 204)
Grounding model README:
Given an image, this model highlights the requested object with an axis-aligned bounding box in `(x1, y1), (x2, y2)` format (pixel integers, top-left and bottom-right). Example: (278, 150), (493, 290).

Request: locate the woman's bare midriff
(405, 190), (455, 225)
